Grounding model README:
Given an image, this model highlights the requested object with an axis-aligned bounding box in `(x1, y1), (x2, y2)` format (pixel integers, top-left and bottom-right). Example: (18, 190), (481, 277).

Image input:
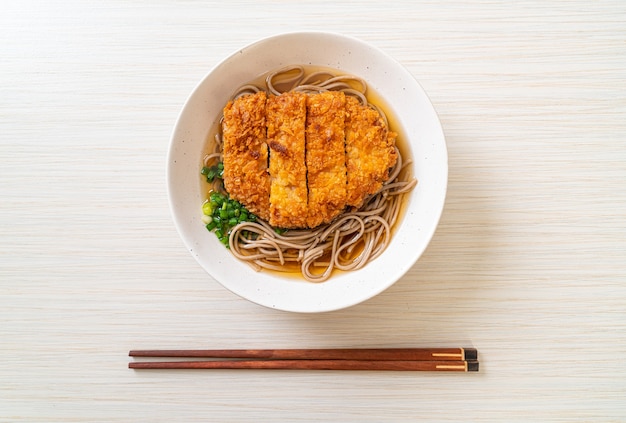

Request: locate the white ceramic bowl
(167, 32), (447, 313)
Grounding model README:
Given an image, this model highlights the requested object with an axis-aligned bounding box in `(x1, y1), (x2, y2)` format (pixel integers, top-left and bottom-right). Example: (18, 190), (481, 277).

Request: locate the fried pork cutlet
(344, 96), (398, 208)
(221, 91), (270, 221)
(220, 90), (398, 229)
(305, 91), (348, 228)
(266, 91), (308, 228)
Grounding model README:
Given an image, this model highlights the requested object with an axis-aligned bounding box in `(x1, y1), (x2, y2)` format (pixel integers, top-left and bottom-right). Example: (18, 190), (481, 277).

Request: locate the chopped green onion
(201, 162), (225, 183)
(202, 201), (213, 216)
(201, 188), (259, 249)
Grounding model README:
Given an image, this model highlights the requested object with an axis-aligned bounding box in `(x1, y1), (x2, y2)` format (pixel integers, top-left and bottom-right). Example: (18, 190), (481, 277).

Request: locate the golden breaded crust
(305, 91), (347, 228)
(266, 91), (308, 228)
(222, 91), (270, 221)
(344, 96), (398, 208)
(221, 91), (398, 229)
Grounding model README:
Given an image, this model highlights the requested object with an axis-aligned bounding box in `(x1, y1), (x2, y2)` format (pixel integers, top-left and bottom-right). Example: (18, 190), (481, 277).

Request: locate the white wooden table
(2, 1), (625, 421)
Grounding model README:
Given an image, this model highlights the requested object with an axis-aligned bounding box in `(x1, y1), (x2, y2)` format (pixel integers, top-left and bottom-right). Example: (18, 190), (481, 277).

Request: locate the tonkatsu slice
(222, 91), (270, 221)
(344, 96), (398, 208)
(266, 91), (309, 229)
(305, 91), (348, 228)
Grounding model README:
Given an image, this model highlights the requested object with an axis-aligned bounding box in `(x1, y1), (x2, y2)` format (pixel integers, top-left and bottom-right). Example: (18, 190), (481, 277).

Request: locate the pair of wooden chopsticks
(128, 348), (479, 372)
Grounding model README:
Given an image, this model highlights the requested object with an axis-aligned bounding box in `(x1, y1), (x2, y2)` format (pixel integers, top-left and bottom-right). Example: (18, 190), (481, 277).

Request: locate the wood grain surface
(1, 0), (625, 421)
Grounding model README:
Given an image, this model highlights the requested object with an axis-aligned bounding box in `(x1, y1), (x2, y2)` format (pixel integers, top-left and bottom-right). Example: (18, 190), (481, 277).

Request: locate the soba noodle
(203, 65), (417, 282)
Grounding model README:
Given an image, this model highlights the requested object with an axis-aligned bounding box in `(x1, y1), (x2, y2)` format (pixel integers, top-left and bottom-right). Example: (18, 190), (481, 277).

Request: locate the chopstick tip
(463, 348), (478, 361)
(467, 360), (479, 372)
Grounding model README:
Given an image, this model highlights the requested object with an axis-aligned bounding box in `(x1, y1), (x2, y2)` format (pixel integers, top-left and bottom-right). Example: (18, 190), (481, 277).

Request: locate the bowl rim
(166, 31), (448, 313)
